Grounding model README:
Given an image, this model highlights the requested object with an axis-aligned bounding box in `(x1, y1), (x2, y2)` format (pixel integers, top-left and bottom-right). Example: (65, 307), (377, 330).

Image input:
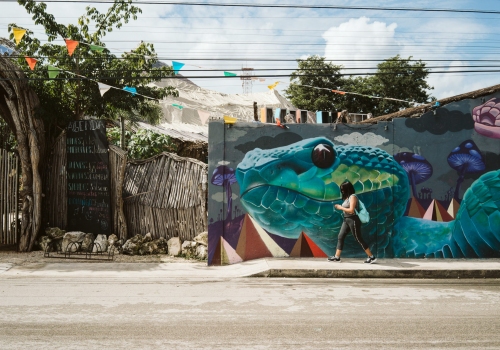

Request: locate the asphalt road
(1, 273), (499, 349)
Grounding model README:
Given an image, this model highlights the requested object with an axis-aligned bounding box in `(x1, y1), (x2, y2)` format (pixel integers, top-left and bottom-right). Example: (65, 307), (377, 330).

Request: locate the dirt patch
(0, 251), (201, 267)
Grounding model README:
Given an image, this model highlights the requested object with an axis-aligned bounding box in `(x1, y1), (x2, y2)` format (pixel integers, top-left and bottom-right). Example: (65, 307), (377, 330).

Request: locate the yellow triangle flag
(223, 116), (237, 124)
(268, 81), (279, 90)
(13, 28), (27, 44)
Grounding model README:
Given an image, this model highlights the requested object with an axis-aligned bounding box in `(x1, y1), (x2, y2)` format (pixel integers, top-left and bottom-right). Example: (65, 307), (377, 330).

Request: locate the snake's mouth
(240, 185), (343, 219)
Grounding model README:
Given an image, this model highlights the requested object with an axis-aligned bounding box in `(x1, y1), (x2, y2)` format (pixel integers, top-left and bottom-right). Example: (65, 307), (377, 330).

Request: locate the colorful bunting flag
(198, 110), (210, 125)
(123, 86), (137, 95)
(25, 57), (37, 70)
(12, 28), (27, 44)
(89, 44), (105, 52)
(0, 45), (14, 56)
(172, 61), (185, 75)
(224, 71), (237, 77)
(268, 81), (279, 90)
(47, 65), (60, 79)
(172, 103), (184, 110)
(223, 116), (237, 124)
(64, 39), (79, 56)
(98, 83), (111, 97)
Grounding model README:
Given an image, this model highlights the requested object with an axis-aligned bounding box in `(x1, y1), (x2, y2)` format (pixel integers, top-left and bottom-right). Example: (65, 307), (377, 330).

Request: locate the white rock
(193, 232), (208, 246)
(107, 234), (118, 252)
(81, 233), (95, 251)
(196, 245), (208, 260)
(61, 231), (86, 252)
(93, 234), (109, 253)
(181, 240), (197, 258)
(121, 239), (138, 255)
(167, 237), (182, 256)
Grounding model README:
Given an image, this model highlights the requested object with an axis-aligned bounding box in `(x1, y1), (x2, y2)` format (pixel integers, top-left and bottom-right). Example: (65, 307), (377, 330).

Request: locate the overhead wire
(2, 0), (500, 16)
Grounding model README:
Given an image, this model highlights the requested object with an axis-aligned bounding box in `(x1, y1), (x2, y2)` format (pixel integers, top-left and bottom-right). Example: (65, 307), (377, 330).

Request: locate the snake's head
(236, 137), (342, 201)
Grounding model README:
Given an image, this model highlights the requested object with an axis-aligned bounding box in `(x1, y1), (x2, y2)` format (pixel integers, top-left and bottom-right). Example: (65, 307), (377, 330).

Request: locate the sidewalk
(1, 258), (500, 279)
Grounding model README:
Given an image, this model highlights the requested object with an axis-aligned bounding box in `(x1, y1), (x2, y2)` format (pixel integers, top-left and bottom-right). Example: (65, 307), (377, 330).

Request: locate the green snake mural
(236, 137), (500, 258)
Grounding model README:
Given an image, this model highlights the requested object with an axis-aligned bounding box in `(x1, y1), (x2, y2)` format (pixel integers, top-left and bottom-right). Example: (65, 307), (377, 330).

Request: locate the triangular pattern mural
(405, 197), (426, 218)
(423, 200), (454, 222)
(447, 198), (461, 218)
(247, 215), (288, 258)
(235, 214), (274, 261)
(290, 232), (327, 258)
(221, 237), (243, 265)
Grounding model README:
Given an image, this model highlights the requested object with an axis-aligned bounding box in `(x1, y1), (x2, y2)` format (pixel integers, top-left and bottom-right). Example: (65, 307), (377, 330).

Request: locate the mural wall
(208, 95), (500, 265)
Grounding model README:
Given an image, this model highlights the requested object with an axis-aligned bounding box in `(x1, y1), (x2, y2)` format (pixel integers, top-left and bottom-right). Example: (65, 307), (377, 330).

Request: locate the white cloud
(334, 132), (389, 146)
(211, 191), (238, 203)
(2, 2), (498, 100)
(323, 17), (399, 68)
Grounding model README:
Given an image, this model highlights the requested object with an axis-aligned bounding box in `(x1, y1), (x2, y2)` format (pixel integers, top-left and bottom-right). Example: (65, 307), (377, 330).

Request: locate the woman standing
(328, 181), (377, 263)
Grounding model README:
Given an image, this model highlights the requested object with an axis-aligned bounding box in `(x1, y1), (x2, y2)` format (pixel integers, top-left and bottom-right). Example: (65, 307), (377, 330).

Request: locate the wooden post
(120, 116), (125, 149)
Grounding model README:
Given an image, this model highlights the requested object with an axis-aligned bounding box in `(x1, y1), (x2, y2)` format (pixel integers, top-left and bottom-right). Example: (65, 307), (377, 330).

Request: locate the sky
(2, 0), (500, 108)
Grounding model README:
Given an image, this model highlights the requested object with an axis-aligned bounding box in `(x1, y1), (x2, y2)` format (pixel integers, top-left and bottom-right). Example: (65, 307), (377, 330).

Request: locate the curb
(249, 269), (500, 279)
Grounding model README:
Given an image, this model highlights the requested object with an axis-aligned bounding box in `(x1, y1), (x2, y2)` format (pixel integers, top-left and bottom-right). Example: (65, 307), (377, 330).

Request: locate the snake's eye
(312, 144), (335, 169)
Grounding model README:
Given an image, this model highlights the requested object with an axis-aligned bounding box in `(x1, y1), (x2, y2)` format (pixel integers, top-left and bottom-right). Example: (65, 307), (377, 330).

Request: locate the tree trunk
(0, 57), (45, 251)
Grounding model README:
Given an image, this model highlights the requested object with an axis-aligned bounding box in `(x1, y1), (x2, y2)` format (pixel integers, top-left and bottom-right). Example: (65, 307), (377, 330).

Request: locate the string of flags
(299, 84), (417, 105)
(3, 26), (283, 125)
(1, 28), (214, 125)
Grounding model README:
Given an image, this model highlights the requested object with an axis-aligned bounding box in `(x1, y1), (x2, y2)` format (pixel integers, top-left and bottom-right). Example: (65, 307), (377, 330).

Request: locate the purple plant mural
(394, 152), (433, 198)
(447, 140), (486, 200)
(211, 165), (237, 220)
(472, 98), (500, 139)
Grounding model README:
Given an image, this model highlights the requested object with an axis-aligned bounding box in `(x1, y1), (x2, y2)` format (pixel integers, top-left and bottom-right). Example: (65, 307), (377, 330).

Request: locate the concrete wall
(208, 94), (500, 265)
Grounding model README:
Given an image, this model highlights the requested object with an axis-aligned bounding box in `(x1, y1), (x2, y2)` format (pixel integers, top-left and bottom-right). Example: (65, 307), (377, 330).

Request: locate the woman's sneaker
(364, 256), (377, 264)
(327, 256), (341, 262)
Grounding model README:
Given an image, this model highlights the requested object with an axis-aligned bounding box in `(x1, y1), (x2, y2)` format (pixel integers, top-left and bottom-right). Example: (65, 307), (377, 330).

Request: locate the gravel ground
(0, 250), (200, 266)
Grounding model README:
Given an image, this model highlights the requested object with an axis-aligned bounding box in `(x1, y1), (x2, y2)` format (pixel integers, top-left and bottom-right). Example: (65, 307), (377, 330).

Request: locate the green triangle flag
(89, 44), (105, 52)
(224, 71), (237, 77)
(48, 65), (60, 79)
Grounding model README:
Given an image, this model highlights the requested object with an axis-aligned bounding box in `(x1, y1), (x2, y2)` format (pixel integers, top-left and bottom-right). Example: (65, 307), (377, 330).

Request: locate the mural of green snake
(236, 137), (500, 258)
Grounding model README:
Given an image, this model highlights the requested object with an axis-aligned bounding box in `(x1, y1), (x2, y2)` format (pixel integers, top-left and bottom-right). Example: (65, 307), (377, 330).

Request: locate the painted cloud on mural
(334, 132), (389, 146)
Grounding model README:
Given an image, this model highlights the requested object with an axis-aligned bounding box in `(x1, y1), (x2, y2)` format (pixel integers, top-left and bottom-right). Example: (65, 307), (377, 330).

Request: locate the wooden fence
(109, 145), (128, 240)
(0, 149), (18, 245)
(122, 152), (208, 241)
(44, 130), (208, 243)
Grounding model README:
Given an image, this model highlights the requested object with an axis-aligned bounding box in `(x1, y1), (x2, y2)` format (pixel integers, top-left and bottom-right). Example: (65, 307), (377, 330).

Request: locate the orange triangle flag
(64, 39), (79, 56)
(25, 57), (37, 70)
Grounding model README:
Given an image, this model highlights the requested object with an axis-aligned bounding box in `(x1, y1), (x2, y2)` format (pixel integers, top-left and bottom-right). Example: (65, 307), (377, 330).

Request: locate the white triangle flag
(98, 83), (111, 97)
(198, 110), (210, 125)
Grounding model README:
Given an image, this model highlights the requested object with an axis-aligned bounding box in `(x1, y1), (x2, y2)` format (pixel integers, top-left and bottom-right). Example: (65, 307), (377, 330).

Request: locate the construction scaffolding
(241, 68), (254, 95)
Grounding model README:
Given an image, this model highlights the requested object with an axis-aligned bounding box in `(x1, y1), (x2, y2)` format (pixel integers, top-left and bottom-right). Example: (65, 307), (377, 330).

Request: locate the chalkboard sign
(66, 120), (111, 235)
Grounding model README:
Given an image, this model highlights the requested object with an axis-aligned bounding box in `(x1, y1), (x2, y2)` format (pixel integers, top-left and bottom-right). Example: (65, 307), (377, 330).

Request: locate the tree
(284, 56), (345, 113)
(107, 127), (177, 160)
(0, 55), (45, 252)
(9, 0), (178, 139)
(0, 0), (179, 251)
(285, 55), (433, 117)
(368, 55), (433, 115)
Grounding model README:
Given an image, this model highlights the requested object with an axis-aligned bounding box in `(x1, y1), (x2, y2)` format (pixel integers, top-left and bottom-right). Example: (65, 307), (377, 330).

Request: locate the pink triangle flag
(197, 110), (210, 125)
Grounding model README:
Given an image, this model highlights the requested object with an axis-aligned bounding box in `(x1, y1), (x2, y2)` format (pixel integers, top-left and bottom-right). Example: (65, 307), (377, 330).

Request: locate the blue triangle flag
(172, 61), (185, 75)
(0, 45), (14, 56)
(123, 86), (137, 96)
